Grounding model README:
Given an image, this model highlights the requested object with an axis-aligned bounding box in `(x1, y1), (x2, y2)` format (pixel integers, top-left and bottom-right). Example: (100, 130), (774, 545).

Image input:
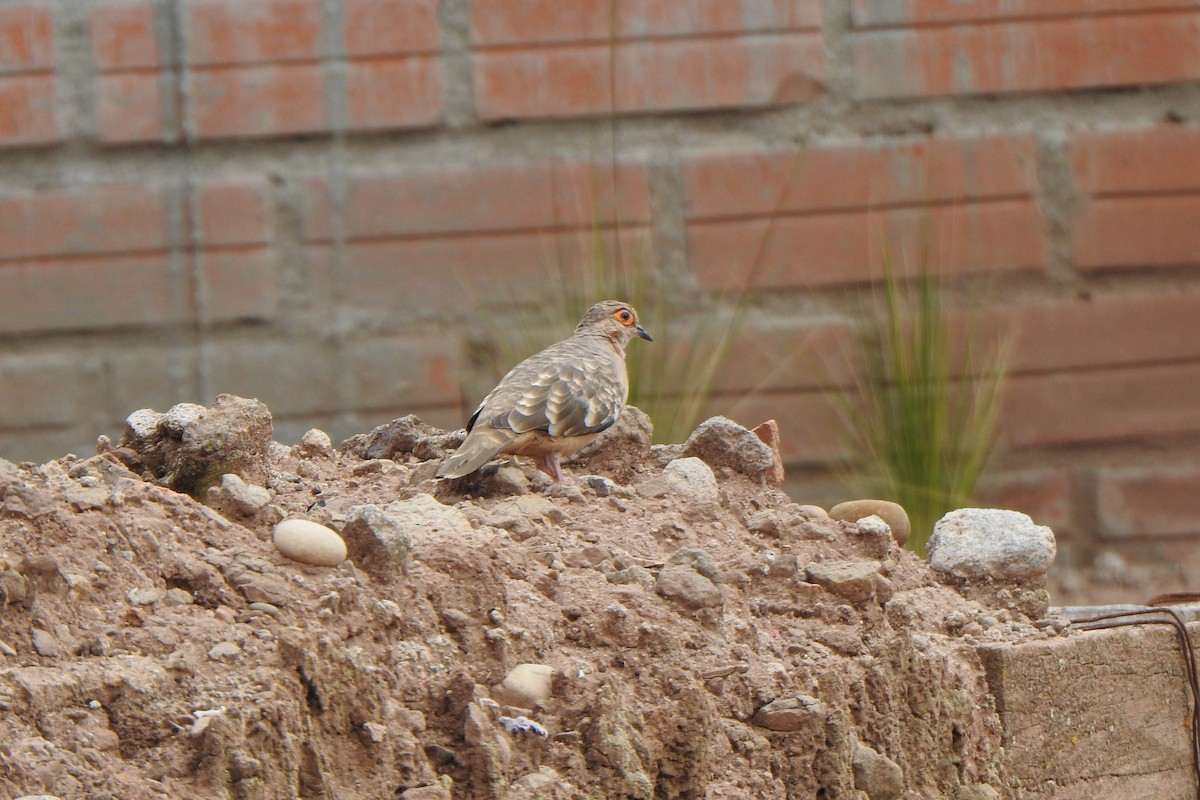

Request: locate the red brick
(1097, 466), (1200, 539)
(343, 0), (440, 56)
(709, 318), (856, 394)
(1072, 195), (1200, 271)
(1071, 124), (1200, 195)
(189, 64), (326, 140)
(851, 0), (1198, 28)
(313, 226), (651, 314)
(1000, 293), (1200, 374)
(689, 200), (1045, 291)
(187, 0), (322, 65)
(90, 2), (161, 70)
(0, 184), (166, 260)
(1002, 363), (1200, 449)
(474, 34), (825, 120)
(0, 254), (178, 333)
(684, 134), (1037, 220)
(0, 4), (53, 70)
(853, 12), (1200, 99)
(95, 72), (165, 143)
(975, 469), (1072, 535)
(345, 334), (463, 411)
(198, 182), (271, 246)
(301, 160), (652, 241)
(345, 57), (444, 131)
(1069, 125), (1200, 272)
(0, 73), (57, 146)
(201, 249), (279, 322)
(470, 0), (822, 45)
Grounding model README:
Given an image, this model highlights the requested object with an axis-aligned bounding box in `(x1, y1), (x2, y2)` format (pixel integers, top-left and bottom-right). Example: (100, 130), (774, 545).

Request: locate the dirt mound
(0, 399), (1050, 799)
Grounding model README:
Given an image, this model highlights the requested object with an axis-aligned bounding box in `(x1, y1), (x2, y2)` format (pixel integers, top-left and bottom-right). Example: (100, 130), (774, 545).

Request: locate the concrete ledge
(979, 623), (1196, 799)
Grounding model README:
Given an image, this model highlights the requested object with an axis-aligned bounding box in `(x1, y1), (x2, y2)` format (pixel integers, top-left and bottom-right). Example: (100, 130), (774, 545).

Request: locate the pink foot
(535, 453), (575, 485)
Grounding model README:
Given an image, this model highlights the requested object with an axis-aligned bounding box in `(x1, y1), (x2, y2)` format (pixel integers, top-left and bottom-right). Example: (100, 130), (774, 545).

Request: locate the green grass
(831, 251), (1011, 556)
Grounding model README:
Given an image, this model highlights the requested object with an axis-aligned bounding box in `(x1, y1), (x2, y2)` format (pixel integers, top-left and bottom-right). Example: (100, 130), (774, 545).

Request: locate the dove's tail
(436, 428), (512, 479)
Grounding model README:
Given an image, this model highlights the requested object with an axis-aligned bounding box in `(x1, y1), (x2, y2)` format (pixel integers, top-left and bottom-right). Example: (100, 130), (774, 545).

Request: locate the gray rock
(224, 565), (294, 606)
(656, 564), (724, 609)
(662, 457), (719, 508)
(341, 414), (457, 461)
(120, 394), (273, 498)
(294, 428), (334, 459)
(400, 784), (451, 800)
(682, 416), (775, 478)
(385, 493), (474, 539)
(205, 472), (272, 519)
(31, 628), (60, 657)
(667, 548), (721, 584)
(493, 663), (554, 709)
(806, 560), (882, 603)
(607, 565), (654, 588)
(342, 504), (413, 582)
(928, 508), (1056, 582)
(164, 587), (195, 606)
(208, 641), (242, 661)
(852, 740), (904, 800)
(490, 465), (530, 495)
(127, 587), (163, 606)
(751, 695), (828, 732)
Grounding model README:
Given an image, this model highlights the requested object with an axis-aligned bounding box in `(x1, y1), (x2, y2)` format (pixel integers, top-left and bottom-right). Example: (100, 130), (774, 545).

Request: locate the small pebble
(208, 641), (242, 661)
(272, 519), (347, 567)
(830, 499), (911, 546)
(127, 587), (164, 607)
(164, 588), (195, 606)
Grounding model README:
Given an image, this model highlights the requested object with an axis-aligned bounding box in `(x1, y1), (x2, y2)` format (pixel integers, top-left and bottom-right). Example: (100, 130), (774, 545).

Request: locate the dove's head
(576, 300), (653, 348)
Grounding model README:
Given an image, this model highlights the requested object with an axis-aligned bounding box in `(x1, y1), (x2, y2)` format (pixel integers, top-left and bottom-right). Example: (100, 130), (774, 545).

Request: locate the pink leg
(535, 452), (575, 485)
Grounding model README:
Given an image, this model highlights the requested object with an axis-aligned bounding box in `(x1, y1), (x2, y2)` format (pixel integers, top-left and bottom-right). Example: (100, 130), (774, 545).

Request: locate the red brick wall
(2, 0), (1199, 571)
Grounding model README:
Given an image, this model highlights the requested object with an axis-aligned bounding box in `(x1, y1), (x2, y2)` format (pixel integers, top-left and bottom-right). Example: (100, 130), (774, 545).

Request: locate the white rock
(272, 518), (347, 567)
(663, 457), (719, 507)
(162, 402), (207, 435)
(124, 408), (164, 440)
(208, 641), (242, 661)
(928, 508), (1056, 582)
(384, 493), (474, 540)
(493, 663), (554, 709)
(127, 587), (164, 606)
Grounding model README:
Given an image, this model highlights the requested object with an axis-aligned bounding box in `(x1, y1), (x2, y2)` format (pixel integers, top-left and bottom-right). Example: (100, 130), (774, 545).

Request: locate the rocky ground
(0, 395), (1063, 800)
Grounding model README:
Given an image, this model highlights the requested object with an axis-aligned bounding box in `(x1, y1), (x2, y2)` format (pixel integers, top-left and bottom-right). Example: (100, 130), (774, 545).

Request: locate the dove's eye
(614, 309), (634, 325)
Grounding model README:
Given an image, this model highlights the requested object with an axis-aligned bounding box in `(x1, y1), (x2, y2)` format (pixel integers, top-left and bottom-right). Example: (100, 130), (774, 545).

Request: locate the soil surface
(0, 401), (1054, 800)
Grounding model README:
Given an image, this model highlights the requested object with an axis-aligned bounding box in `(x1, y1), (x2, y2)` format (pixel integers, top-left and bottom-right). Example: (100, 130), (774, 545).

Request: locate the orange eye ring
(614, 309), (634, 326)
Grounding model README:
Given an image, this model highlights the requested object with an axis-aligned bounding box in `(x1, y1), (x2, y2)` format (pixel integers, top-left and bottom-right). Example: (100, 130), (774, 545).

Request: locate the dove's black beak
(636, 324), (652, 342)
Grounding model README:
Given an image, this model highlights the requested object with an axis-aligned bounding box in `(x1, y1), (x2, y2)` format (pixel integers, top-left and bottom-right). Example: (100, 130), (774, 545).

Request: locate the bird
(437, 300), (652, 485)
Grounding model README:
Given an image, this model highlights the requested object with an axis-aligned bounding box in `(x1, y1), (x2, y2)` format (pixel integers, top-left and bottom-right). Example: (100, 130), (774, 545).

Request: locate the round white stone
(493, 663), (555, 709)
(272, 518), (347, 567)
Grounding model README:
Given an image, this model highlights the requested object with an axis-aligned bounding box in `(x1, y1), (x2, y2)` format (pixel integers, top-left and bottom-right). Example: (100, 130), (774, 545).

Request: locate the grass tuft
(831, 247), (1011, 556)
